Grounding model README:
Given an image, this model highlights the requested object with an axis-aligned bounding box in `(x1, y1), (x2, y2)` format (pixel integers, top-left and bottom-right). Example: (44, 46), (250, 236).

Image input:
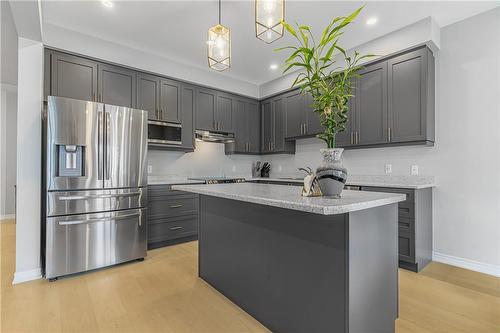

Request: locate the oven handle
(58, 191), (142, 201)
(148, 120), (182, 128)
(58, 212), (142, 226)
(148, 139), (182, 146)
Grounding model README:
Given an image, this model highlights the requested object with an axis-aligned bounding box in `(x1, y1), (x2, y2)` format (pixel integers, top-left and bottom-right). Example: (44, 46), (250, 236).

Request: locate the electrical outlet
(232, 165), (236, 172)
(411, 165), (419, 175)
(147, 165), (152, 174)
(278, 165), (282, 172)
(385, 164), (392, 174)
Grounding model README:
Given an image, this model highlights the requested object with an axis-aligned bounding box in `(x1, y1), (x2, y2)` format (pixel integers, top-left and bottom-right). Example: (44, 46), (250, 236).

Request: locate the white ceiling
(41, 1), (499, 85)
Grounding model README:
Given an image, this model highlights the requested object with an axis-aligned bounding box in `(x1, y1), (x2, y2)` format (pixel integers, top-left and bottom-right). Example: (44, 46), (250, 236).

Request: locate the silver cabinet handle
(303, 123), (307, 135)
(388, 127), (392, 142)
(170, 204), (183, 208)
(350, 132), (354, 145)
(58, 212), (141, 226)
(169, 226), (183, 231)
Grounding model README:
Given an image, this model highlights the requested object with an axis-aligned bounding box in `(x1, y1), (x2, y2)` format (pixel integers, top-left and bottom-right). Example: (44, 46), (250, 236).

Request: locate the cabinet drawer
(361, 186), (414, 203)
(148, 215), (198, 243)
(398, 202), (415, 219)
(148, 185), (198, 197)
(148, 194), (199, 218)
(398, 230), (415, 263)
(398, 217), (415, 232)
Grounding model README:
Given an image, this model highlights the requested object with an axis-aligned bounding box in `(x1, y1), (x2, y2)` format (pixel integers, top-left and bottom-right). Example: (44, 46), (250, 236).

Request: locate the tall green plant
(276, 6), (374, 148)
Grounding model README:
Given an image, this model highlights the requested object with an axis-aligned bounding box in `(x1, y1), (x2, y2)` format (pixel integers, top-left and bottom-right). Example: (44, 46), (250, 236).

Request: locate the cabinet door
(181, 84), (196, 150)
(388, 48), (428, 143)
(261, 101), (273, 152)
(136, 73), (159, 120)
(247, 101), (260, 153)
(336, 96), (356, 147)
(355, 62), (388, 145)
(232, 99), (248, 152)
(196, 88), (217, 131)
(160, 78), (181, 123)
(284, 89), (305, 138)
(305, 93), (323, 136)
(272, 97), (285, 152)
(51, 52), (98, 102)
(216, 92), (233, 133)
(98, 64), (136, 107)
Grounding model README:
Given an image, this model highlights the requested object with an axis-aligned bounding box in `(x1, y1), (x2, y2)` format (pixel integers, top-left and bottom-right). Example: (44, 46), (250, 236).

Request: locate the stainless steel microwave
(148, 120), (182, 146)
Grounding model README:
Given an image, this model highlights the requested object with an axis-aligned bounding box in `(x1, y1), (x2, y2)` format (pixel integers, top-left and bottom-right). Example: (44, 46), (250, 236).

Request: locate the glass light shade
(207, 24), (231, 71)
(255, 0), (284, 43)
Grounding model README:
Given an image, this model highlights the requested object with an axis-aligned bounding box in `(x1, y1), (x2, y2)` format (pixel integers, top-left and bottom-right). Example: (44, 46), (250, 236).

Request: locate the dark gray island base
(173, 184), (404, 333)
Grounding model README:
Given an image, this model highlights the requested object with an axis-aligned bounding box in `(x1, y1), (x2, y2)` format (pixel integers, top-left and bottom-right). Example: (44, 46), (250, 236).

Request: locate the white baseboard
(12, 268), (42, 284)
(432, 252), (500, 277)
(0, 214), (16, 221)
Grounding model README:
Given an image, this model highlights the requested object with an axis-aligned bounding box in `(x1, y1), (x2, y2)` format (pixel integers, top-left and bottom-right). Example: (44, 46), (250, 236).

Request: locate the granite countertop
(248, 175), (435, 189)
(172, 183), (406, 215)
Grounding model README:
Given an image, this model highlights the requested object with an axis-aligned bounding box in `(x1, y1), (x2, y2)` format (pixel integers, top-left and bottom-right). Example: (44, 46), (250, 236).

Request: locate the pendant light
(255, 0), (284, 43)
(207, 0), (231, 71)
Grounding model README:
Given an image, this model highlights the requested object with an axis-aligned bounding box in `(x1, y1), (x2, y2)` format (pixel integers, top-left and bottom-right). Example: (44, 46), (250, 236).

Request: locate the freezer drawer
(47, 188), (147, 217)
(45, 208), (147, 279)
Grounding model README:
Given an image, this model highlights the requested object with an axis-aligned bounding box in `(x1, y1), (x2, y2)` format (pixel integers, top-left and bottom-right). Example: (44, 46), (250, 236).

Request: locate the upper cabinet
(181, 84), (196, 151)
(284, 90), (324, 139)
(304, 93), (323, 136)
(136, 73), (160, 120)
(387, 48), (434, 144)
(226, 98), (260, 154)
(216, 92), (233, 133)
(159, 78), (181, 123)
(98, 63), (136, 107)
(195, 88), (217, 131)
(50, 52), (98, 102)
(261, 96), (295, 154)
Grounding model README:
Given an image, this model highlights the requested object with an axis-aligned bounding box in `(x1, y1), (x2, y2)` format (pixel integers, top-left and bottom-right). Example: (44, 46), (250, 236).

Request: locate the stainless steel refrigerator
(43, 96), (148, 280)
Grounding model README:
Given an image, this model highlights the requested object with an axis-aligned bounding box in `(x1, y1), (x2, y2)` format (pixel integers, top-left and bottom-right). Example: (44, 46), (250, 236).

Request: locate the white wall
(13, 38), (43, 284)
(43, 23), (260, 99)
(1, 1), (18, 219)
(262, 8), (500, 275)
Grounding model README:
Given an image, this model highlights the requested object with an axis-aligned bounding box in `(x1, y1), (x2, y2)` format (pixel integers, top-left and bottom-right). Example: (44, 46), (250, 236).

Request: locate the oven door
(45, 208), (147, 279)
(148, 121), (182, 146)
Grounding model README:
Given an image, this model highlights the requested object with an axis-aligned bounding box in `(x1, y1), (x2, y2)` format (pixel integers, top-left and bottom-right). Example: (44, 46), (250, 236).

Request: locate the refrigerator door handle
(98, 108), (103, 180)
(58, 191), (142, 201)
(105, 111), (111, 180)
(58, 212), (141, 226)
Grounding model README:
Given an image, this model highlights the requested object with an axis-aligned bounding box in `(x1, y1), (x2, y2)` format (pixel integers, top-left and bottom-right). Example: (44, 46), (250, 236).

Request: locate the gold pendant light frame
(255, 0), (285, 43)
(207, 0), (231, 71)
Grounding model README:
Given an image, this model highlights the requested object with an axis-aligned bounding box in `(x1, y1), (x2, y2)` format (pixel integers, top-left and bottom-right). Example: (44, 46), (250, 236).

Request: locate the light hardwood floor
(1, 220), (499, 333)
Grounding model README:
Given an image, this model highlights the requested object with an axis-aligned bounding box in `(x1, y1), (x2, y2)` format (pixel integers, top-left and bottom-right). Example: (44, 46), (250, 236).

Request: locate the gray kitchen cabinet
(136, 73), (160, 120)
(216, 92), (233, 132)
(354, 61), (388, 146)
(195, 88), (217, 131)
(284, 89), (305, 138)
(336, 97), (356, 147)
(160, 78), (181, 123)
(388, 48), (434, 144)
(361, 186), (432, 272)
(261, 97), (295, 154)
(50, 52), (98, 102)
(247, 101), (260, 153)
(227, 98), (260, 154)
(261, 100), (273, 153)
(304, 93), (323, 136)
(181, 84), (196, 151)
(98, 63), (136, 107)
(148, 185), (199, 249)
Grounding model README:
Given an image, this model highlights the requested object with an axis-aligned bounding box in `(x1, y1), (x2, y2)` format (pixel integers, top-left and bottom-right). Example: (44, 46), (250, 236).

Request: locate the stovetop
(188, 177), (246, 184)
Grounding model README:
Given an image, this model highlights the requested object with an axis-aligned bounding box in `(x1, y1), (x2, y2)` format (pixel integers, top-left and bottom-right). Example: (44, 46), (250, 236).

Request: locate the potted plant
(276, 6), (373, 197)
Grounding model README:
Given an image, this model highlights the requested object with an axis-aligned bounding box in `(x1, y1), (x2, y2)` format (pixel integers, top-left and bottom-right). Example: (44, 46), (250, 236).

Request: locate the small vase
(316, 148), (348, 198)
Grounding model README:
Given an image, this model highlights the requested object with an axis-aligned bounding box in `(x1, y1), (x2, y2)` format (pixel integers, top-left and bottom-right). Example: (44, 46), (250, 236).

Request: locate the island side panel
(198, 195), (348, 333)
(347, 204), (399, 333)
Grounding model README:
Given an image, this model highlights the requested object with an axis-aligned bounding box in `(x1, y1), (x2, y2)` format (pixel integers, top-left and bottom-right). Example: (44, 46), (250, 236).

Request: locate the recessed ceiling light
(366, 17), (378, 26)
(270, 63), (278, 70)
(102, 0), (114, 8)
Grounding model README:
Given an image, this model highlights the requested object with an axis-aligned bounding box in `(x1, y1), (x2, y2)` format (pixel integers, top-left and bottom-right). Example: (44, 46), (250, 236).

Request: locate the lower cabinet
(361, 186), (432, 272)
(147, 185), (199, 249)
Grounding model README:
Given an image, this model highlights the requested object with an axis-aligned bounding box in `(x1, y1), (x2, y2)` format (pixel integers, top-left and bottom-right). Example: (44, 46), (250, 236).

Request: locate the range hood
(195, 130), (235, 143)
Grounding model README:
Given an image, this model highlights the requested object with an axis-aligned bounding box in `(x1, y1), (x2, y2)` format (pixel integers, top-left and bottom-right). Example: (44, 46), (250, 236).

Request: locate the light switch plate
(411, 165), (419, 175)
(385, 164), (392, 174)
(147, 165), (152, 174)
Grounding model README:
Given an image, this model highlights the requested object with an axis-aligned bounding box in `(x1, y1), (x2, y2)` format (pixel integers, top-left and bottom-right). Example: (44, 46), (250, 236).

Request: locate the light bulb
(266, 30), (273, 40)
(215, 36), (225, 49)
(266, 16), (274, 27)
(263, 0), (276, 13)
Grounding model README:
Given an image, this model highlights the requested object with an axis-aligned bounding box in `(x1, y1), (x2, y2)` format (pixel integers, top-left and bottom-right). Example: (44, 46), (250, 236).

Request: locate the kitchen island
(172, 183), (406, 333)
